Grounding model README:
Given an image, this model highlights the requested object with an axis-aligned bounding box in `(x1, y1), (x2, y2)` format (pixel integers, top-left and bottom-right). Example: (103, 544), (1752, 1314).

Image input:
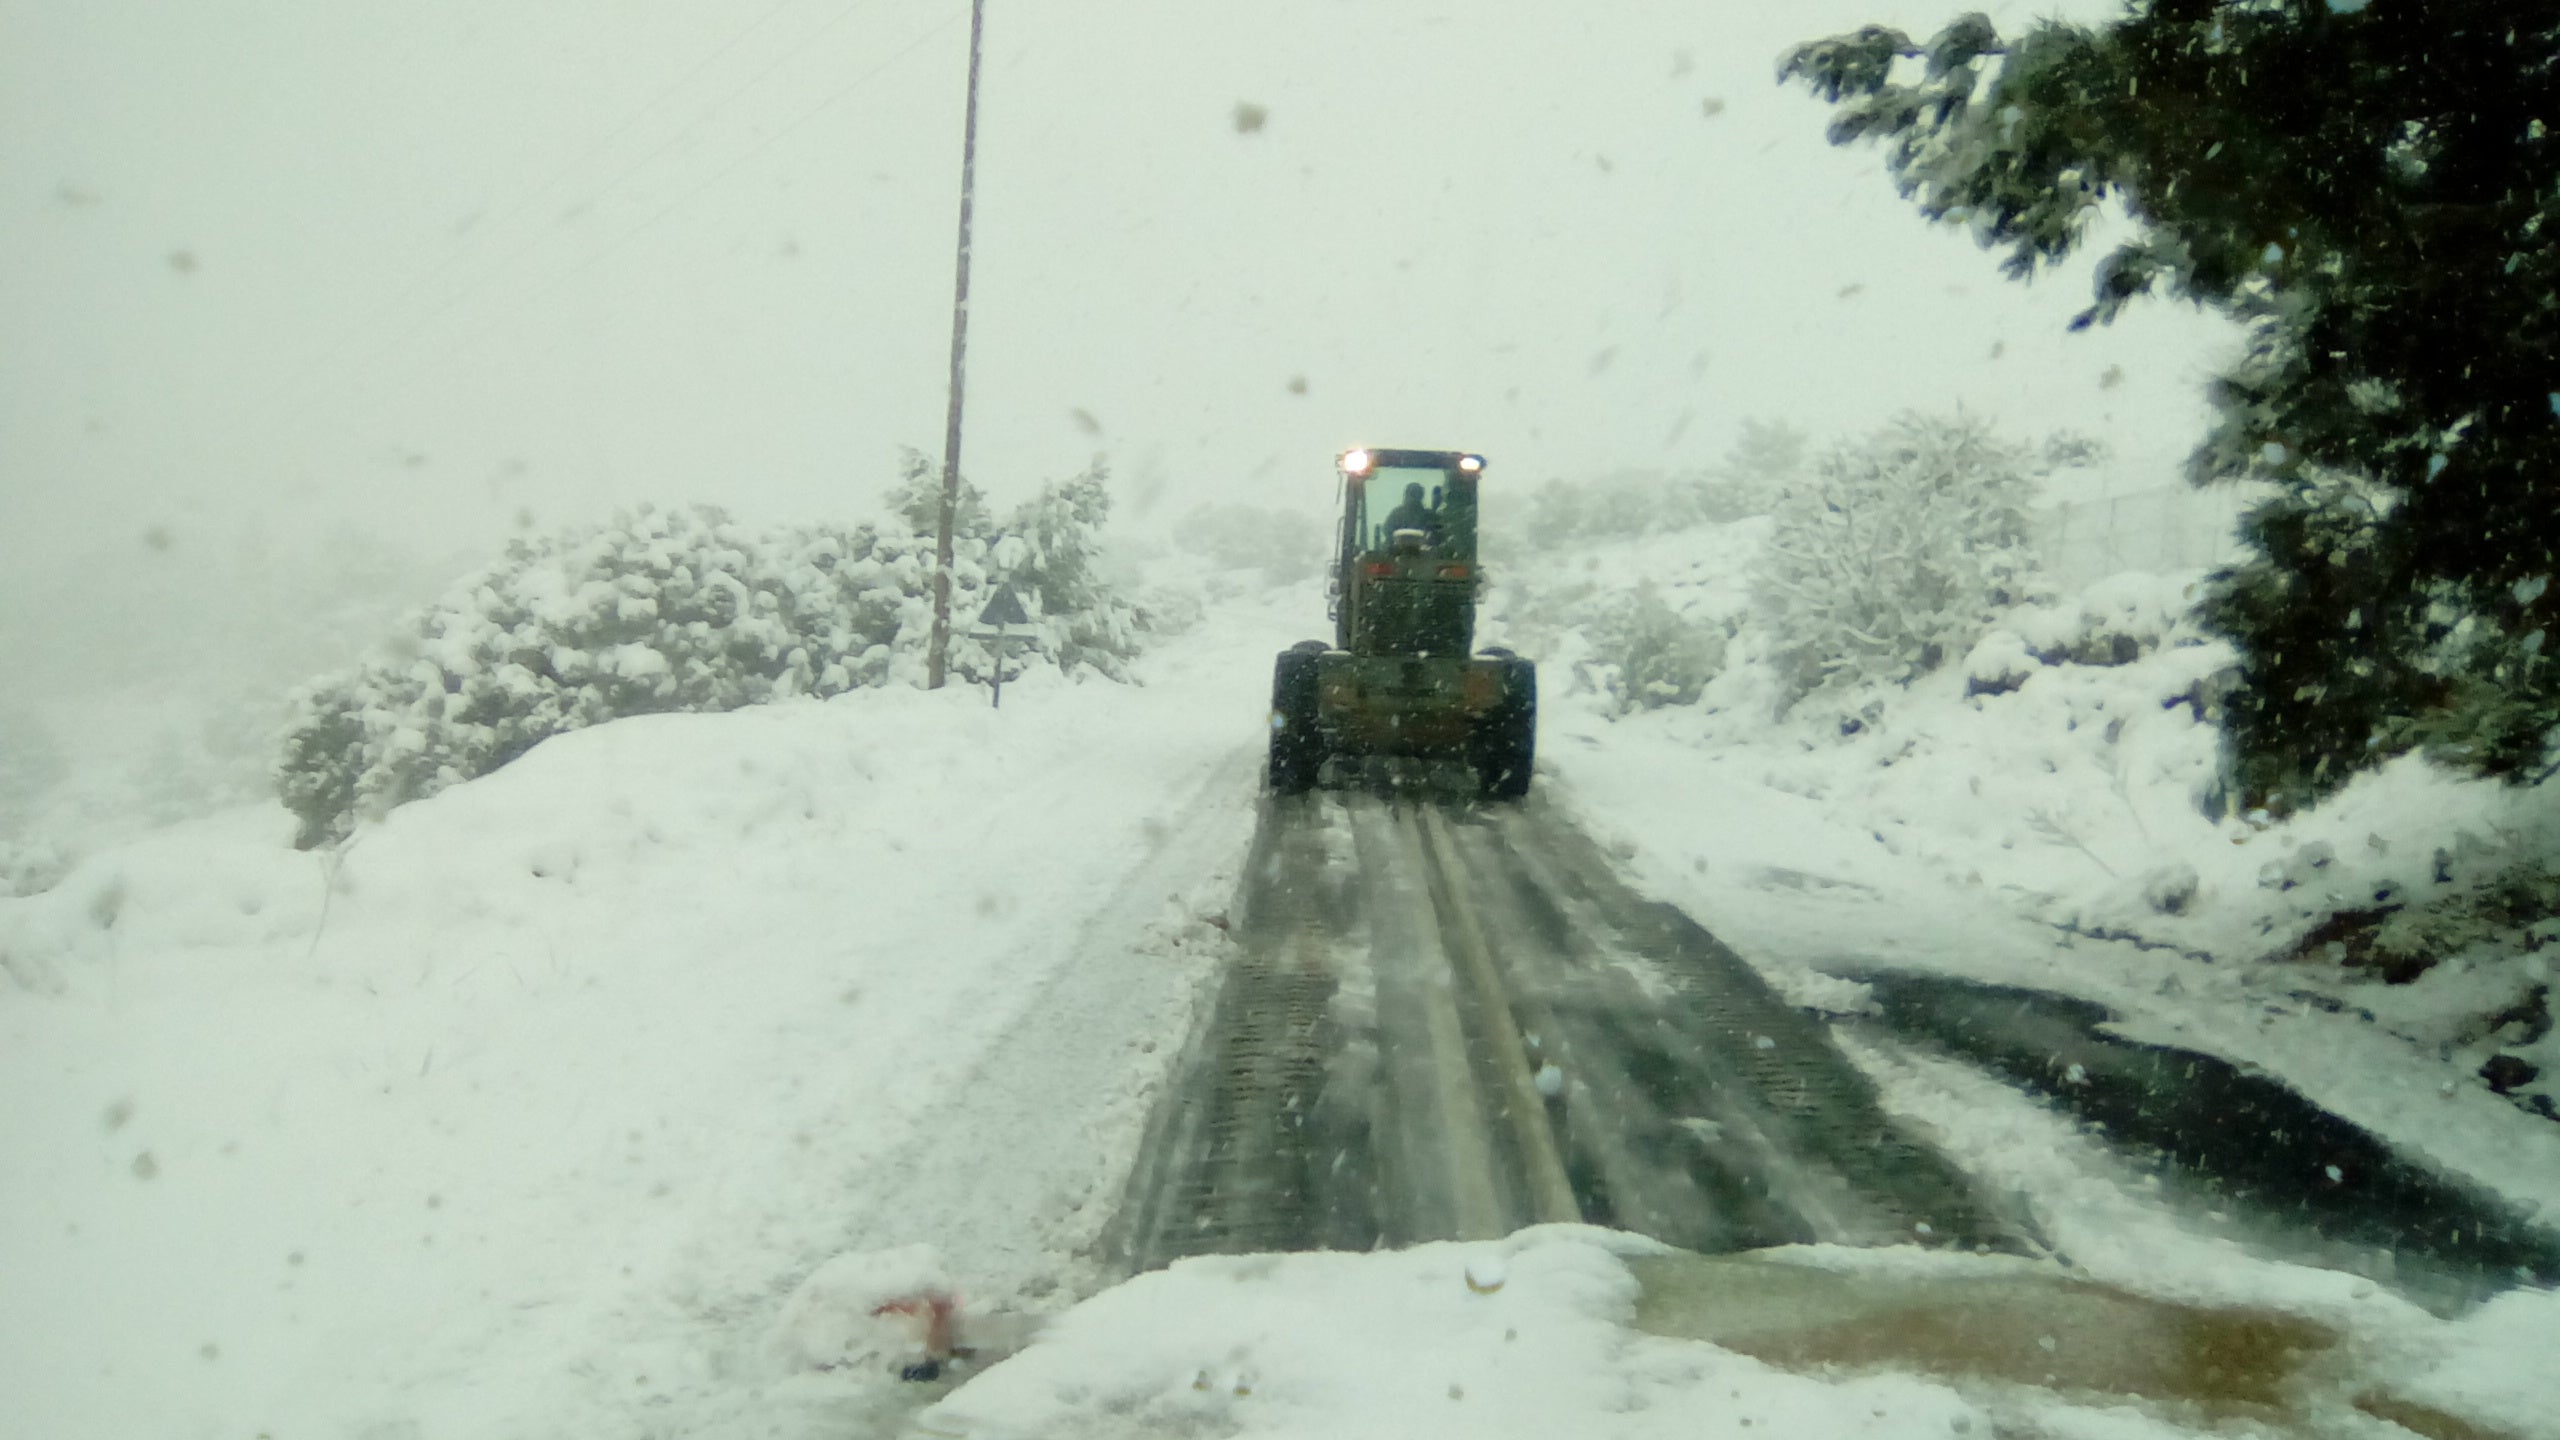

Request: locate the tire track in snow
(1116, 783), (2027, 1269)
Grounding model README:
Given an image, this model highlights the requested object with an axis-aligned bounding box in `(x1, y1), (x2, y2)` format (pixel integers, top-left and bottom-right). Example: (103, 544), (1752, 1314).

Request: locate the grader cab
(1266, 448), (1536, 798)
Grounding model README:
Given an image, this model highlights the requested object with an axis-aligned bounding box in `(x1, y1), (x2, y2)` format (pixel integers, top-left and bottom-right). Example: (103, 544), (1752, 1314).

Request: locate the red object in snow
(872, 1290), (958, 1360)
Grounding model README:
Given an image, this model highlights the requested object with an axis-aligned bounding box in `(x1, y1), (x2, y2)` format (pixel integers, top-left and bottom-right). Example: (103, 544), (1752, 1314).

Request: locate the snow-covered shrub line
(277, 465), (1146, 848)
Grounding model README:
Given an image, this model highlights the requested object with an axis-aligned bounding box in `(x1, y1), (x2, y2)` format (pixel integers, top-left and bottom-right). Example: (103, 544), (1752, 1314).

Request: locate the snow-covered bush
(2274, 834), (2560, 1119)
(1960, 628), (2042, 698)
(2278, 818), (2558, 965)
(1588, 583), (1726, 713)
(1754, 412), (2044, 705)
(277, 472), (1145, 848)
(2011, 572), (2197, 667)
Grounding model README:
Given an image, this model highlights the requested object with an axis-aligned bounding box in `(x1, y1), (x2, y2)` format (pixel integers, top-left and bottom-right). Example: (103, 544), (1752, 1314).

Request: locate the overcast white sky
(2, 0), (2235, 587)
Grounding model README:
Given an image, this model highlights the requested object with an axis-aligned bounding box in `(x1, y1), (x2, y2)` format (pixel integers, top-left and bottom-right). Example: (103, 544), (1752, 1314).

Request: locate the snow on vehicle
(1267, 447), (1536, 798)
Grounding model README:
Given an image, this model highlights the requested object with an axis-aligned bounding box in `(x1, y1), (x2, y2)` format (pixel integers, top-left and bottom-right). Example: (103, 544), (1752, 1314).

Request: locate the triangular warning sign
(975, 582), (1031, 627)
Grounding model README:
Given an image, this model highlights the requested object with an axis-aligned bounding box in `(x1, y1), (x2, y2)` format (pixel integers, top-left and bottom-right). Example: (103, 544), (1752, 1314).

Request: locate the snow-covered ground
(6, 534), (2559, 1439)
(0, 593), (1295, 1439)
(1507, 532), (2560, 1221)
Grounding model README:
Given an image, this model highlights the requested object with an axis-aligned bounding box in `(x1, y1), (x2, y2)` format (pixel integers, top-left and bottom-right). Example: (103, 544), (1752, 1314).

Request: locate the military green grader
(1266, 447), (1536, 798)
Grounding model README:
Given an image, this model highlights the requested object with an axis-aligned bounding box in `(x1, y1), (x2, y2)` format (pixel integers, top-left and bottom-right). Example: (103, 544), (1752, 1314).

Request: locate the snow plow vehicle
(1266, 447), (1536, 798)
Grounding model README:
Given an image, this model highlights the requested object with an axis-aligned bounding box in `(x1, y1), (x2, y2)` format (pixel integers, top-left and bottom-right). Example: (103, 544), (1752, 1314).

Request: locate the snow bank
(0, 591), (1305, 1440)
(921, 1227), (1981, 1440)
(923, 1228), (2538, 1440)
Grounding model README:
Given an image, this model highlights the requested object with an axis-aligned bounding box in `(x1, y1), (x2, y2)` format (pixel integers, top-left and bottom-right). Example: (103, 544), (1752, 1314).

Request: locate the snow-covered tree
(1754, 412), (2041, 704)
(997, 462), (1142, 678)
(275, 475), (1149, 848)
(886, 446), (991, 541)
(1783, 3), (2560, 806)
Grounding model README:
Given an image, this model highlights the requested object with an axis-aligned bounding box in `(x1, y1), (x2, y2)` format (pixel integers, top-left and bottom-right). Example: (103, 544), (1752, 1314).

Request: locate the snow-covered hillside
(5, 534), (2558, 1439)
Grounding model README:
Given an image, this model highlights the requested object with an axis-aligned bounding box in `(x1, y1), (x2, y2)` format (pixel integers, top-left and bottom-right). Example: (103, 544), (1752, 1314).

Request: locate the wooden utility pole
(927, 0), (988, 690)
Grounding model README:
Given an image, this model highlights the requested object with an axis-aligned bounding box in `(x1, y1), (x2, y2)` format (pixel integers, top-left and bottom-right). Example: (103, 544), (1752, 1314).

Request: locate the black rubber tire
(1268, 650), (1324, 794)
(1471, 659), (1536, 800)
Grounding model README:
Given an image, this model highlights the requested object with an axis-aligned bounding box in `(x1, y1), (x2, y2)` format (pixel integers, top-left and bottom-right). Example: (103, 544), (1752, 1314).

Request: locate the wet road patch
(1844, 971), (2560, 1304)
(1632, 1248), (2524, 1439)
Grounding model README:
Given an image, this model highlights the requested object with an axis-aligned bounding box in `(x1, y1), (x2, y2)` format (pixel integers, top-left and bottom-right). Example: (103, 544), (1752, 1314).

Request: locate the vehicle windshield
(11, 4), (2556, 1436)
(1360, 465), (1457, 552)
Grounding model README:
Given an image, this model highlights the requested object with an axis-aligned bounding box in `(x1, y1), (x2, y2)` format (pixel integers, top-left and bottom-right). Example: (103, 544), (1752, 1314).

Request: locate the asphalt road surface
(1109, 784), (2026, 1270)
(1845, 970), (2560, 1306)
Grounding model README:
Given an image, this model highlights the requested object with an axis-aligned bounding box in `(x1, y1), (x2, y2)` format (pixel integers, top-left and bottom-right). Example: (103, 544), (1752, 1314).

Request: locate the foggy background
(1, 0), (2234, 704)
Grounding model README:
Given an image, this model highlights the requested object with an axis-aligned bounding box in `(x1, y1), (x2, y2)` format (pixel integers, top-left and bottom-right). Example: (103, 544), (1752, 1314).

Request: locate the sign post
(969, 582), (1035, 708)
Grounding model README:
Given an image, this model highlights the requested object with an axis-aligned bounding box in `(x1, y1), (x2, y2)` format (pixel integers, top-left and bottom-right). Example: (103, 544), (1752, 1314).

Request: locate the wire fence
(2035, 485), (2247, 579)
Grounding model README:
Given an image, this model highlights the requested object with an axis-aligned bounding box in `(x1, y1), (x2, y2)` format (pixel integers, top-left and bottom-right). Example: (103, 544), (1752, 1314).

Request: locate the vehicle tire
(1268, 650), (1324, 794)
(1471, 659), (1536, 800)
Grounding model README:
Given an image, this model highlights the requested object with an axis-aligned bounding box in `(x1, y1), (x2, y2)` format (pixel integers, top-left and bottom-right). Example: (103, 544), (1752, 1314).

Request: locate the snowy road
(1111, 785), (2024, 1270)
(10, 582), (2558, 1439)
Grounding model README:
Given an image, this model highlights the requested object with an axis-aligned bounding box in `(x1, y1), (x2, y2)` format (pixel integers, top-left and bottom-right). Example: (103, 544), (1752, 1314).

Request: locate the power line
(273, 4), (963, 437)
(551, 10), (963, 288)
(297, 0), (806, 383)
(342, 0), (899, 379)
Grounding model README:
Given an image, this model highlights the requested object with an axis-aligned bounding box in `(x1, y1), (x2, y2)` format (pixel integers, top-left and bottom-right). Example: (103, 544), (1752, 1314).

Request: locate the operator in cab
(1382, 481), (1440, 547)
